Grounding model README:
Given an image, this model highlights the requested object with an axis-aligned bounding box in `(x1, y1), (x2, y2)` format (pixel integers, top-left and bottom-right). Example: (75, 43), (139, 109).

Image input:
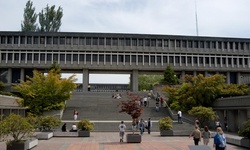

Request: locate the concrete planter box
(241, 138), (250, 148)
(36, 132), (53, 140)
(160, 130), (174, 136)
(126, 134), (141, 143)
(78, 130), (90, 137)
(53, 132), (78, 137)
(6, 138), (38, 150)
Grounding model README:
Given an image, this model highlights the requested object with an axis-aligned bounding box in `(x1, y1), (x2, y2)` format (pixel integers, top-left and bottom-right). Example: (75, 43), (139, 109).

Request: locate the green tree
(21, 0), (38, 32)
(188, 106), (216, 127)
(38, 4), (63, 32)
(13, 69), (76, 115)
(162, 65), (179, 85)
(138, 74), (163, 91)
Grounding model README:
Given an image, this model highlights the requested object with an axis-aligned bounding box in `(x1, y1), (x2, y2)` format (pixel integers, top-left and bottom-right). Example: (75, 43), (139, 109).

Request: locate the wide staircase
(61, 91), (194, 133)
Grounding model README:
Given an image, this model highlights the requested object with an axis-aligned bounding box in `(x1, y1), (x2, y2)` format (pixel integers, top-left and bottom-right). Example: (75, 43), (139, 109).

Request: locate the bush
(77, 119), (94, 131)
(0, 113), (34, 142)
(158, 117), (173, 130)
(238, 119), (250, 139)
(39, 116), (61, 131)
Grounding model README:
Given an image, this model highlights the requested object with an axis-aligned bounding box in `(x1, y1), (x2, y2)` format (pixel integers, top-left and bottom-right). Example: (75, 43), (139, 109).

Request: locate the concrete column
(7, 68), (12, 84)
(181, 71), (185, 79)
(82, 69), (89, 92)
(204, 71), (208, 77)
(193, 71), (197, 76)
(237, 72), (241, 84)
(20, 68), (25, 81)
(226, 72), (230, 84)
(131, 70), (138, 92)
(247, 109), (250, 119)
(227, 110), (238, 132)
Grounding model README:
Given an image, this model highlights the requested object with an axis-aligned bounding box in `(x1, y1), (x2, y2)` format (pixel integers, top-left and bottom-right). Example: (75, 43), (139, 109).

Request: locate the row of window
(0, 35), (249, 50)
(1, 52), (249, 65)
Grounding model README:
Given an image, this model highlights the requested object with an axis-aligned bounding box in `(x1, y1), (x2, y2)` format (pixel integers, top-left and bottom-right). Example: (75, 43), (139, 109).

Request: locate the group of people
(112, 93), (122, 99)
(189, 119), (227, 150)
(61, 123), (78, 132)
(118, 118), (153, 142)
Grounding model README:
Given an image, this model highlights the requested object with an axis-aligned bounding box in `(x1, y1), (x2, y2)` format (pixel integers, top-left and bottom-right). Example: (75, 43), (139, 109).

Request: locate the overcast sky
(1, 0), (250, 83)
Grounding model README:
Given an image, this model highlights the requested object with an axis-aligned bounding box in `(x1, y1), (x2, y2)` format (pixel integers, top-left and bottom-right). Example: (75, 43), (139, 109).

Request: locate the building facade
(1, 31), (250, 92)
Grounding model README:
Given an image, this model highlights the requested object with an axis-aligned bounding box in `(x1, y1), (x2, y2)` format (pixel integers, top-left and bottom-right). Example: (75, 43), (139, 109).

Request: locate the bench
(53, 131), (78, 137)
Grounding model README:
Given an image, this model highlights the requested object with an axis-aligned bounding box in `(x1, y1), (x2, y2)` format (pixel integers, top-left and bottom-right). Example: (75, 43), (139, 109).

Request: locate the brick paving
(1, 132), (247, 150)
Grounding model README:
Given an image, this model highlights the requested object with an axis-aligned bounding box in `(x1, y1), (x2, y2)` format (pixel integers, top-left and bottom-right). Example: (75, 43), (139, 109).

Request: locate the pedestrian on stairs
(119, 121), (126, 142)
(73, 109), (78, 120)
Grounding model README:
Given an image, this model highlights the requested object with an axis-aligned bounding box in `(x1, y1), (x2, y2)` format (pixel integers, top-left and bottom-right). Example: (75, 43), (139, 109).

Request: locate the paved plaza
(0, 132), (248, 150)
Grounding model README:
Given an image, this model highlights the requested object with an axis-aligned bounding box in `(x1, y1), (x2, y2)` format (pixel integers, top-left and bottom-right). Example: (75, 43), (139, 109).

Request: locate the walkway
(0, 132), (247, 150)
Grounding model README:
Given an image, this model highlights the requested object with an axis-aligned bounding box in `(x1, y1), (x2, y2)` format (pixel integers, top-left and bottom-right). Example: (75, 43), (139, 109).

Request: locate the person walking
(202, 126), (211, 145)
(118, 121), (126, 142)
(177, 110), (182, 124)
(147, 118), (152, 134)
(213, 127), (226, 150)
(139, 118), (145, 135)
(73, 109), (78, 120)
(189, 125), (201, 145)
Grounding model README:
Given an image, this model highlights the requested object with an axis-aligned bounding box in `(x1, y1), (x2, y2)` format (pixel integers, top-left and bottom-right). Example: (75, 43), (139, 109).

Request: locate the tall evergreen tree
(162, 65), (179, 85)
(38, 4), (63, 32)
(21, 0), (38, 32)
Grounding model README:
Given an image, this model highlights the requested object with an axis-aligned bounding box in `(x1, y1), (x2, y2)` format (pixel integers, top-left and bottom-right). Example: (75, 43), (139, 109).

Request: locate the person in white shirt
(118, 121), (126, 142)
(71, 123), (77, 132)
(177, 110), (182, 124)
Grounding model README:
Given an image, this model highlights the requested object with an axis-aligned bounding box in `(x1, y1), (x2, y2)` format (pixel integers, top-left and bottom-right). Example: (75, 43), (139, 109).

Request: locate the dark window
(79, 54), (84, 61)
(47, 54), (52, 61)
(132, 55), (136, 62)
(99, 38), (104, 45)
(79, 37), (84, 45)
(7, 36), (12, 44)
(170, 40), (175, 48)
(1, 53), (6, 60)
(224, 42), (228, 49)
(40, 54), (45, 61)
(119, 55), (124, 62)
(205, 57), (209, 64)
(164, 39), (168, 47)
(169, 56), (173, 63)
(176, 40), (181, 48)
(47, 36), (52, 44)
(228, 58), (232, 65)
(151, 39), (156, 47)
(34, 54), (39, 61)
(212, 41), (216, 49)
(59, 37), (65, 45)
(240, 42), (244, 50)
(119, 38), (125, 46)
(125, 55), (130, 62)
(136, 39), (142, 46)
(244, 58), (248, 65)
(86, 37), (91, 45)
(14, 53), (19, 61)
(239, 58), (242, 65)
(66, 54), (71, 61)
(14, 36), (18, 44)
(187, 56), (191, 63)
(217, 58), (221, 64)
(112, 54), (117, 62)
(40, 37), (45, 44)
(106, 55), (111, 62)
(27, 53), (32, 61)
(53, 37), (58, 45)
(138, 55), (143, 63)
(235, 42), (239, 50)
(145, 39), (150, 47)
(60, 54), (65, 61)
(194, 41), (198, 48)
(93, 54), (97, 62)
(193, 57), (197, 63)
(233, 58), (237, 65)
(211, 57), (215, 64)
(218, 42), (222, 49)
(181, 56), (186, 63)
(8, 53), (13, 61)
(93, 38), (98, 45)
(99, 54), (104, 62)
(163, 56), (167, 63)
(182, 40), (186, 48)
(106, 38), (111, 46)
(66, 37), (71, 45)
(200, 41), (204, 48)
(112, 38), (118, 46)
(20, 36), (25, 44)
(86, 54), (91, 62)
(73, 54), (78, 61)
(157, 39), (162, 47)
(229, 42), (233, 49)
(199, 57), (203, 64)
(175, 56), (179, 63)
(73, 37), (78, 45)
(1, 36), (6, 44)
(222, 58), (226, 64)
(132, 38), (137, 46)
(206, 41), (210, 48)
(188, 41), (193, 48)
(157, 56), (161, 63)
(53, 54), (58, 61)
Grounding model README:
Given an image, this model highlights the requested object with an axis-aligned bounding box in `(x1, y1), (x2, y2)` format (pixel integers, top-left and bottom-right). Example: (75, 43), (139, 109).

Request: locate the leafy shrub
(77, 119), (94, 131)
(238, 119), (250, 139)
(158, 117), (173, 130)
(39, 116), (61, 131)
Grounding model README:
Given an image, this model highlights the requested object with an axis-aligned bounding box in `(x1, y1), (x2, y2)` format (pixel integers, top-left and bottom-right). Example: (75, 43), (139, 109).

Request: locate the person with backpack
(213, 127), (226, 150)
(139, 118), (145, 135)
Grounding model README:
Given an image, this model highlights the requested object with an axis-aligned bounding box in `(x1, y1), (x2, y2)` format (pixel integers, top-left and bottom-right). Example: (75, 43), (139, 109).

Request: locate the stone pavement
(0, 132), (247, 150)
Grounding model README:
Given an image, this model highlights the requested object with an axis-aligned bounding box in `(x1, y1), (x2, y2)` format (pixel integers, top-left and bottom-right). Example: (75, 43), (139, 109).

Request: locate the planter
(6, 138), (38, 150)
(241, 138), (250, 148)
(36, 132), (53, 140)
(78, 130), (90, 137)
(126, 134), (141, 143)
(160, 130), (173, 136)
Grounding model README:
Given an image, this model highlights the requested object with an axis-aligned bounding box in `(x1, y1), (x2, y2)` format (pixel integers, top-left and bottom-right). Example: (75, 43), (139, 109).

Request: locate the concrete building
(1, 31), (250, 92)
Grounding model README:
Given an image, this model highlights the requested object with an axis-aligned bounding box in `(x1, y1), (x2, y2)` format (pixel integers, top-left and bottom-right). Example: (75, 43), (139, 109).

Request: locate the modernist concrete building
(0, 31), (249, 131)
(1, 31), (250, 92)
